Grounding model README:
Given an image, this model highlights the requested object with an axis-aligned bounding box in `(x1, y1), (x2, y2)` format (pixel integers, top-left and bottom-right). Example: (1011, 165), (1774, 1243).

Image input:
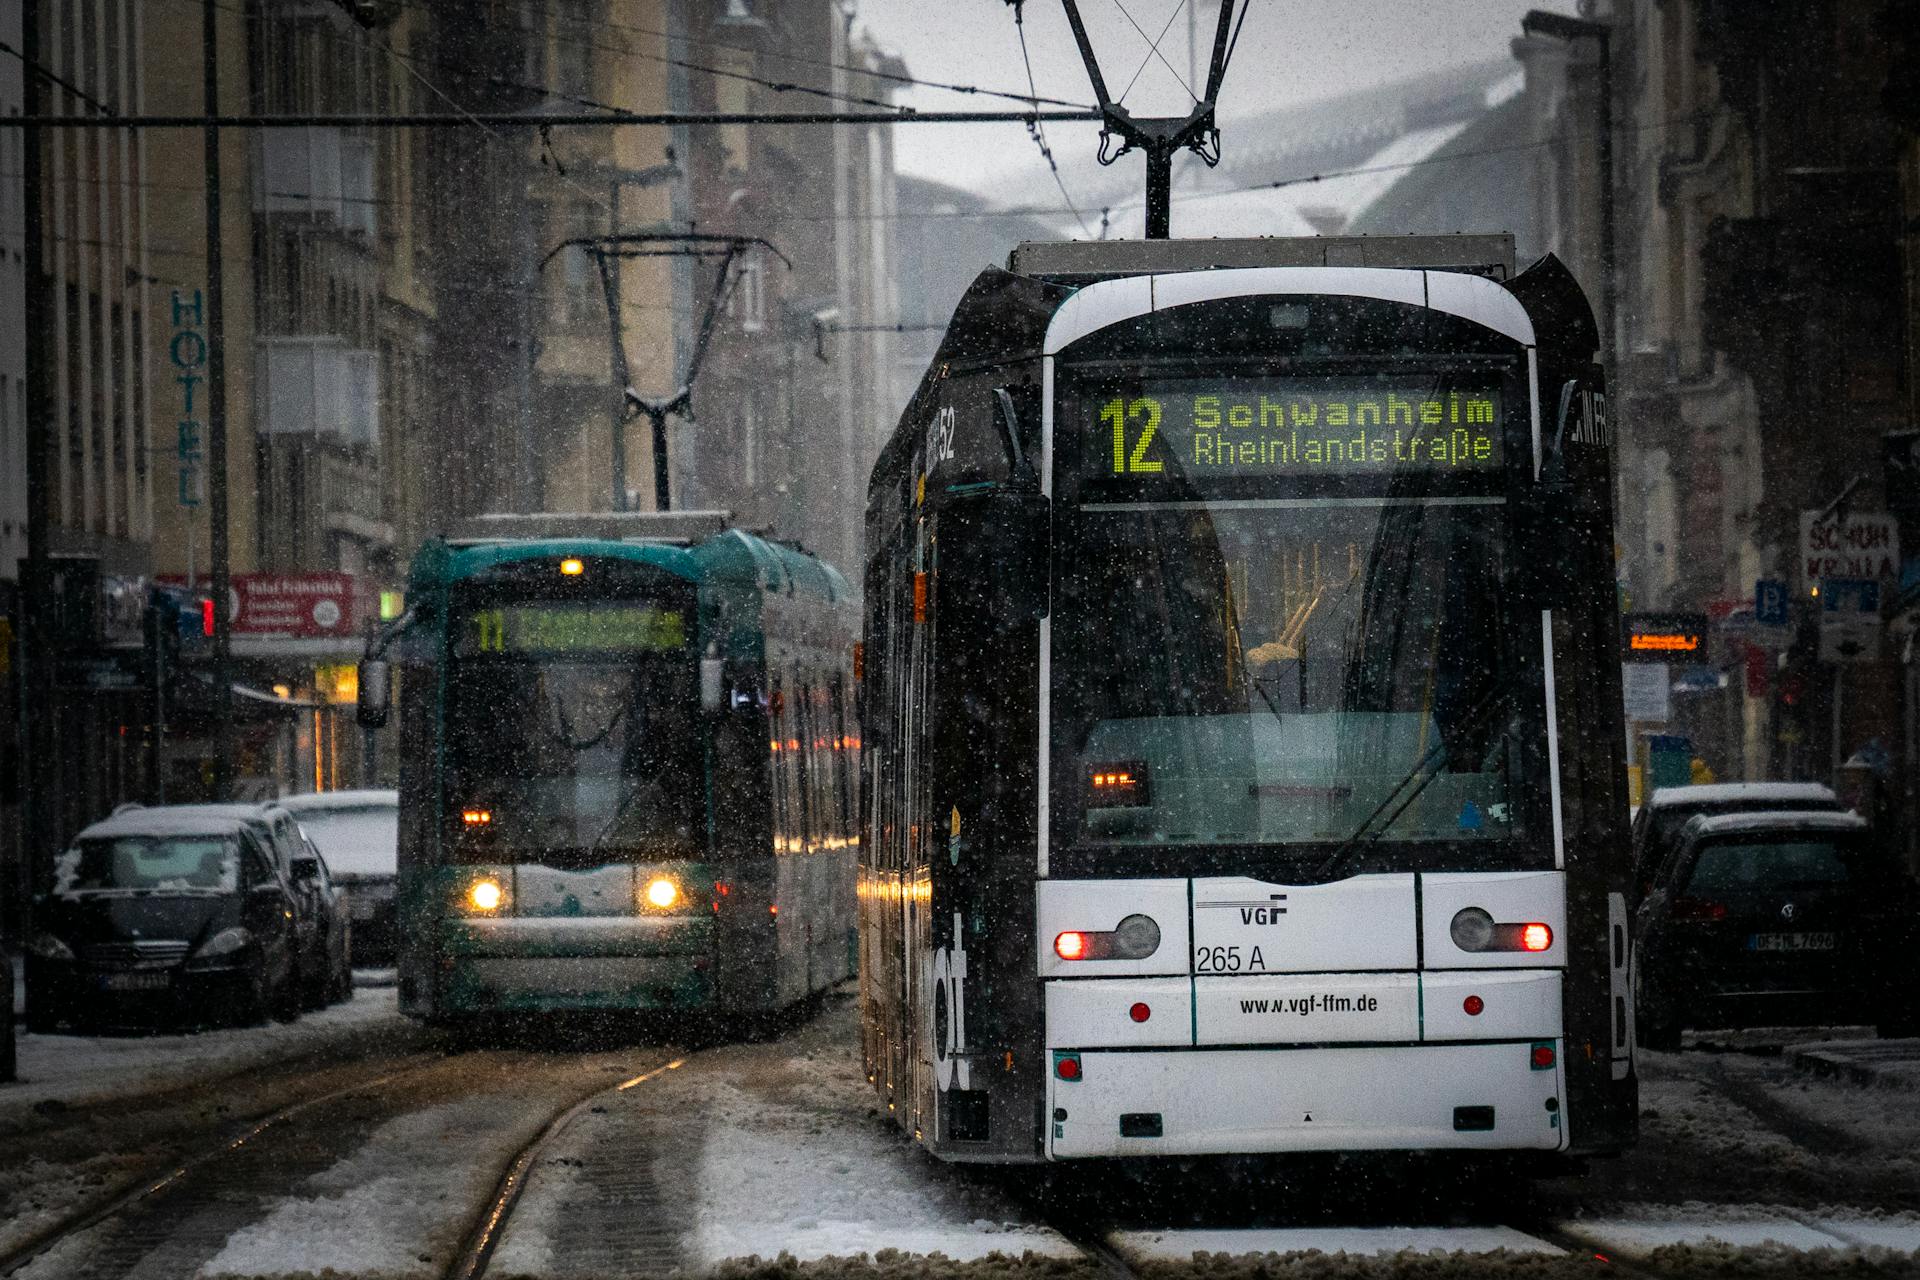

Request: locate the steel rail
(445, 1056), (691, 1280)
(0, 1052), (445, 1277)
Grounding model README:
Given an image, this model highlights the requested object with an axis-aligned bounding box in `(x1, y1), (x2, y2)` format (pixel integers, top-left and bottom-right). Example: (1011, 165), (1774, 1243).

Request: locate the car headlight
(466, 877), (506, 913)
(26, 930), (74, 961)
(642, 876), (681, 911)
(193, 927), (253, 959)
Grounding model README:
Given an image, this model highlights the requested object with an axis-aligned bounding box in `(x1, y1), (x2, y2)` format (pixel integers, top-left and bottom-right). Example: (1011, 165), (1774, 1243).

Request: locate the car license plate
(101, 971), (172, 991)
(1749, 932), (1837, 952)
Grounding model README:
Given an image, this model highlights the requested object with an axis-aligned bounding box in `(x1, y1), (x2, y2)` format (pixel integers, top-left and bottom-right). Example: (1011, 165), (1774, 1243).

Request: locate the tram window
(1052, 497), (1521, 854)
(441, 638), (701, 866)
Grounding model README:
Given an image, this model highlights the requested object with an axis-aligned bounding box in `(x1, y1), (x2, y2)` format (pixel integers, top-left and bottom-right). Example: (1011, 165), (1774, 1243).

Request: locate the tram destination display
(1090, 377), (1503, 479)
(455, 603), (687, 655)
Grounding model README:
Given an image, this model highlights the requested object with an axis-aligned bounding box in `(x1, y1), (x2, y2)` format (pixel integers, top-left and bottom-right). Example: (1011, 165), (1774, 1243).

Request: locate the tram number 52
(1101, 396), (1165, 474)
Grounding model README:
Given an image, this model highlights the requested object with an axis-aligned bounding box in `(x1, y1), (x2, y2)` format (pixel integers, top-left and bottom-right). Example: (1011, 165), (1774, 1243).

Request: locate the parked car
(292, 831), (354, 1006)
(1633, 809), (1920, 1049)
(160, 803), (349, 1009)
(1629, 781), (1846, 903)
(281, 791), (398, 966)
(25, 812), (302, 1030)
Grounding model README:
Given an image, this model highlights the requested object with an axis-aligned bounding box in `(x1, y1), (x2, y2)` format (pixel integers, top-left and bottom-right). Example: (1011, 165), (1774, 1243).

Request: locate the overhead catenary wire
(0, 38), (118, 115)
(1012, 2), (1094, 238)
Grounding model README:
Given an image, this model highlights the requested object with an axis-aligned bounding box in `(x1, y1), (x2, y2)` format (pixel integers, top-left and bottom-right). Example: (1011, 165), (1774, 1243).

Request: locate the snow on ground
(1, 987), (409, 1113)
(1109, 1226), (1562, 1263)
(197, 1091), (518, 1278)
(1560, 1204), (1920, 1257)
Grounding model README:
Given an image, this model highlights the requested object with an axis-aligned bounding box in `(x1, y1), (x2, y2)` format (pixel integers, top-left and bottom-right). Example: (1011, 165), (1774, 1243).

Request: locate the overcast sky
(852, 0), (1548, 211)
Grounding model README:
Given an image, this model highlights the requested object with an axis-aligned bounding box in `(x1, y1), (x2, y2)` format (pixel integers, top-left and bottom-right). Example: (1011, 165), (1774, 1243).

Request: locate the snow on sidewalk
(1109, 1226), (1563, 1263)
(1789, 1037), (1920, 1092)
(1560, 1204), (1920, 1258)
(1, 987), (409, 1113)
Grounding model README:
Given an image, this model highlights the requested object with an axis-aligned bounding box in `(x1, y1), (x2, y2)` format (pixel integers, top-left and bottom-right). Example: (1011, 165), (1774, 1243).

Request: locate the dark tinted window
(1686, 840), (1851, 897)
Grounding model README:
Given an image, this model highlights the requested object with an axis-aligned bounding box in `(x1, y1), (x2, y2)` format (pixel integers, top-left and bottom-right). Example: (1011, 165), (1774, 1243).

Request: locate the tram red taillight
(1086, 761), (1151, 808)
(1463, 995), (1484, 1016)
(1129, 1002), (1151, 1023)
(1450, 907), (1556, 953)
(1052, 915), (1161, 962)
(1054, 1053), (1082, 1081)
(1521, 923), (1553, 952)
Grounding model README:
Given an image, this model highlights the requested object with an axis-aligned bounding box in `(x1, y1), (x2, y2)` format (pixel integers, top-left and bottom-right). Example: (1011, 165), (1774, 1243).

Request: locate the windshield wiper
(1313, 685), (1508, 882)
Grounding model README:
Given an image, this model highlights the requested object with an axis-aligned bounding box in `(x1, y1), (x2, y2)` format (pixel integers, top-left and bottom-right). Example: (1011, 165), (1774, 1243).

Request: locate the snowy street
(5, 992), (1920, 1278)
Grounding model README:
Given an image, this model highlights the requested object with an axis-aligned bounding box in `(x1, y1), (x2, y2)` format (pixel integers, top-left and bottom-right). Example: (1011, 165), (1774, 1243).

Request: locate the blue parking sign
(1755, 578), (1789, 628)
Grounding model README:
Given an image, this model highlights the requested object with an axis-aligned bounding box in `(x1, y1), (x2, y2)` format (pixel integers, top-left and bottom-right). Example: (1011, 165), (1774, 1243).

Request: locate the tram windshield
(442, 599), (702, 866)
(1053, 466), (1525, 856)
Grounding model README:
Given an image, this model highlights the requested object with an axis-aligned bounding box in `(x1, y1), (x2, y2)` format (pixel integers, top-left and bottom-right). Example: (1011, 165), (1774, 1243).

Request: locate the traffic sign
(1818, 576), (1881, 664)
(1755, 578), (1790, 629)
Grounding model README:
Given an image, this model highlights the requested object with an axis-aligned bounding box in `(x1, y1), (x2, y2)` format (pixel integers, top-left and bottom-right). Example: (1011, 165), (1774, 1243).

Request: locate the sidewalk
(1787, 1035), (1920, 1090)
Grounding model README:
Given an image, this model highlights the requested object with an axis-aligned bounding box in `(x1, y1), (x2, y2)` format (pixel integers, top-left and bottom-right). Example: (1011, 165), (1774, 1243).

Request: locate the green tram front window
(1052, 368), (1528, 858)
(444, 599), (701, 867)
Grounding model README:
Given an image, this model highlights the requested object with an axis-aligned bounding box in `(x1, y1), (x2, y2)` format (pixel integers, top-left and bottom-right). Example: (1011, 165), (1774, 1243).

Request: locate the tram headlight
(642, 876), (681, 911)
(466, 878), (506, 913)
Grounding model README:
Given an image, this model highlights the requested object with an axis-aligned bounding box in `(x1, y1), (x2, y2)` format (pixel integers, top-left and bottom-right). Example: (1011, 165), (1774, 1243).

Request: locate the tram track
(445, 1053), (694, 1280)
(0, 1051), (446, 1278)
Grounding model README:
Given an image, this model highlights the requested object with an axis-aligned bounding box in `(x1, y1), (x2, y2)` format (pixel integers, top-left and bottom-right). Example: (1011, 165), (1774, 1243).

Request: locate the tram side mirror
(356, 659), (391, 729)
(700, 656), (726, 715)
(992, 387), (1040, 492)
(1539, 378), (1579, 486)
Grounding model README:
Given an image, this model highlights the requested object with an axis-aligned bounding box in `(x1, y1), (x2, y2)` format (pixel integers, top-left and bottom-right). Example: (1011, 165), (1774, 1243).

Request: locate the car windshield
(1687, 839), (1854, 897)
(53, 836), (239, 896)
(293, 807), (398, 878)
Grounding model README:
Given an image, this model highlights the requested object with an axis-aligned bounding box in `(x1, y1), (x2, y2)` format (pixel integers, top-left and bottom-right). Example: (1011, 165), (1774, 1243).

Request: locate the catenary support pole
(595, 250), (632, 512)
(203, 0), (233, 799)
(20, 0), (57, 897)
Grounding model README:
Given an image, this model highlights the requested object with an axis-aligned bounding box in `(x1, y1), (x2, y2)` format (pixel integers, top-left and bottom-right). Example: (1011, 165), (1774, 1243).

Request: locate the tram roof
(408, 526), (849, 605)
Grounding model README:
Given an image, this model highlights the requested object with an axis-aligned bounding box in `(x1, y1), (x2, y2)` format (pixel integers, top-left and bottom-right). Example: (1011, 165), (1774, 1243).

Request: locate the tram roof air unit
(445, 510), (733, 548)
(1008, 234), (1515, 283)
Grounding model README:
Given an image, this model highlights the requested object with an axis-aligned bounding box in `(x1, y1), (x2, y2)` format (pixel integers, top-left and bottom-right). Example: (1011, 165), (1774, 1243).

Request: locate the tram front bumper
(441, 915), (715, 1012)
(1046, 1041), (1569, 1159)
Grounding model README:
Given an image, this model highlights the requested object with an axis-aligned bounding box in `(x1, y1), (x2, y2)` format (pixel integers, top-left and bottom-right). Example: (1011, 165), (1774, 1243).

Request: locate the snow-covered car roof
(277, 790), (396, 813)
(1645, 782), (1839, 810)
(1680, 809), (1868, 840)
(75, 810), (259, 842)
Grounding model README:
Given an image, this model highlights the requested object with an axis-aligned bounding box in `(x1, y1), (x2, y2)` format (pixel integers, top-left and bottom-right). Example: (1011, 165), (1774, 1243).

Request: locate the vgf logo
(1200, 893), (1290, 927)
(930, 910), (970, 1091)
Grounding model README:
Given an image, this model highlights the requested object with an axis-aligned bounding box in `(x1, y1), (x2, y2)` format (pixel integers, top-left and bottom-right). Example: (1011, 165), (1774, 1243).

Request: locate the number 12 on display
(1101, 396), (1164, 474)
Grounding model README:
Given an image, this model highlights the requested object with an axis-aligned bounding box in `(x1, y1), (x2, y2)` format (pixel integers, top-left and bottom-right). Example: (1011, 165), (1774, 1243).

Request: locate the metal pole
(1595, 29), (1617, 368)
(203, 0), (234, 800)
(20, 0), (57, 894)
(595, 250), (631, 512)
(649, 407), (671, 512)
(1831, 667), (1844, 783)
(1146, 145), (1172, 239)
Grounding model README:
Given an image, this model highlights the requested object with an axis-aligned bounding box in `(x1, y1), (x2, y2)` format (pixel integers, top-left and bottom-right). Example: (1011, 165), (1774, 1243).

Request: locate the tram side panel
(1508, 256), (1636, 1153)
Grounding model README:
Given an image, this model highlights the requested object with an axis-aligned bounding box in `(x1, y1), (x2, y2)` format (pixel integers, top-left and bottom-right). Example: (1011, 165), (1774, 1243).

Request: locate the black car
(281, 790), (397, 966)
(25, 813), (303, 1030)
(1633, 809), (1920, 1049)
(159, 803), (350, 1009)
(1629, 781), (1846, 903)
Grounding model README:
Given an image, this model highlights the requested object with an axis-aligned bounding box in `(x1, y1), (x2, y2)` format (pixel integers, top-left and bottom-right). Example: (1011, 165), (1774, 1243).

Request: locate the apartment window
(259, 339), (380, 449)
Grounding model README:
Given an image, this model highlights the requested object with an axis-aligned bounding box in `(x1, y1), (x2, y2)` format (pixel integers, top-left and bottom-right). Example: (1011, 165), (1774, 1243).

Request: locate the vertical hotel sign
(170, 290), (208, 508)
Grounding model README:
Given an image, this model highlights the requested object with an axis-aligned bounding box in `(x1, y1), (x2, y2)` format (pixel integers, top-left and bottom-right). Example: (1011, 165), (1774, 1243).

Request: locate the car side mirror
(291, 856), (320, 882)
(357, 659), (391, 728)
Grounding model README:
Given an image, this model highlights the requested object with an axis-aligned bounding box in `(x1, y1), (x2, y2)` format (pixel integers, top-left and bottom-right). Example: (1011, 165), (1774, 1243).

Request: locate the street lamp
(1522, 9), (1616, 367)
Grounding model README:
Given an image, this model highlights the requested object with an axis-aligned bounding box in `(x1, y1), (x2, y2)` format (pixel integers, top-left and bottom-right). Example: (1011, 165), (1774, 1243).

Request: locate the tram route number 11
(1101, 396), (1165, 475)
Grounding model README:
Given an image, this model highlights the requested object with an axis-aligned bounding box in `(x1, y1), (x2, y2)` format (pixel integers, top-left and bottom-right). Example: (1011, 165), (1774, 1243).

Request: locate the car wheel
(25, 1006), (56, 1035)
(330, 954), (353, 1005)
(233, 973), (270, 1027)
(272, 969), (303, 1023)
(301, 959), (328, 1011)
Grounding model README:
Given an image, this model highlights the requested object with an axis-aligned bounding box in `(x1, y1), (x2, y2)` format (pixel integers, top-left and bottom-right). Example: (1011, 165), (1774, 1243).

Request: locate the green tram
(359, 512), (859, 1023)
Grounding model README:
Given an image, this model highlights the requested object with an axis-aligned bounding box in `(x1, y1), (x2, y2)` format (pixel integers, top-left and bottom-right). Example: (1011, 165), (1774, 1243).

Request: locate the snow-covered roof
(1682, 810), (1868, 838)
(1646, 782), (1839, 810)
(278, 790), (397, 814)
(77, 810), (257, 842)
